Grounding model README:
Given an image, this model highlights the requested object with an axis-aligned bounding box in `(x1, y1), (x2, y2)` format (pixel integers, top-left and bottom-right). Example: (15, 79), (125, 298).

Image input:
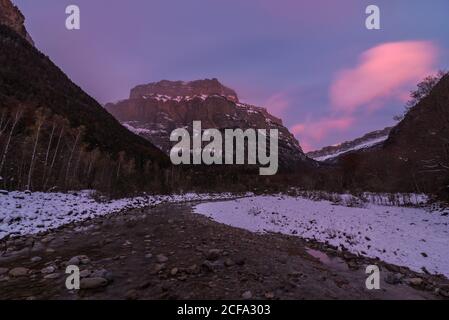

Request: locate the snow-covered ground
(0, 190), (239, 240)
(194, 195), (449, 277)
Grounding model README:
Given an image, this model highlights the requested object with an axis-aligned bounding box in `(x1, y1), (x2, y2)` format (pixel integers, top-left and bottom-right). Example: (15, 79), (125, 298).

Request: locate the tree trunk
(42, 122), (56, 187)
(65, 130), (81, 188)
(27, 119), (43, 190)
(0, 110), (22, 178)
(44, 126), (64, 190)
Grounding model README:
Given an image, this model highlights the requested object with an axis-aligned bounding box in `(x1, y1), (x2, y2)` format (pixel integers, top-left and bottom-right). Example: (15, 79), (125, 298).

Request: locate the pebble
(170, 268), (179, 276)
(80, 277), (108, 289)
(41, 266), (56, 274)
(385, 273), (402, 285)
(31, 256), (42, 263)
(145, 253), (153, 259)
(9, 267), (29, 277)
(407, 278), (423, 286)
(151, 264), (166, 274)
(242, 291), (253, 299)
(44, 273), (60, 280)
(206, 249), (221, 261)
(80, 270), (91, 278)
(224, 258), (235, 267)
(0, 268), (9, 275)
(67, 256), (80, 266)
(156, 254), (168, 263)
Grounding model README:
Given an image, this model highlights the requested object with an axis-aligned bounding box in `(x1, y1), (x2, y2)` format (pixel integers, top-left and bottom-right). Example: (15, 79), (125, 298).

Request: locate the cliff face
(0, 0), (34, 45)
(130, 79), (239, 102)
(106, 79), (309, 169)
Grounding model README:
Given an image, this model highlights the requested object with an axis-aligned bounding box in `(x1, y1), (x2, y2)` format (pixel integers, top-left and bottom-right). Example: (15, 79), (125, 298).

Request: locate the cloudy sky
(15, 0), (449, 151)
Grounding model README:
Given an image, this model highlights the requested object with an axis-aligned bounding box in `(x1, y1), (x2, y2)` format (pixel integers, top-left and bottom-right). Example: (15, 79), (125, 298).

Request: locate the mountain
(130, 79), (238, 102)
(338, 73), (449, 196)
(0, 0), (33, 45)
(105, 79), (308, 169)
(308, 127), (391, 162)
(0, 1), (169, 195)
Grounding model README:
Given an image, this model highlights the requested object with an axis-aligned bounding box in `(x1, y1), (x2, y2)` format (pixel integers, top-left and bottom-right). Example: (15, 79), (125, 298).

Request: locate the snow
(123, 123), (153, 135)
(194, 195), (449, 277)
(140, 93), (227, 103)
(0, 191), (242, 240)
(313, 136), (389, 162)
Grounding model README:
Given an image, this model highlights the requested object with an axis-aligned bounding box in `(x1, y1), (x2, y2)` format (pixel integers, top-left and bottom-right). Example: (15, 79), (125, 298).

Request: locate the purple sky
(15, 0), (449, 151)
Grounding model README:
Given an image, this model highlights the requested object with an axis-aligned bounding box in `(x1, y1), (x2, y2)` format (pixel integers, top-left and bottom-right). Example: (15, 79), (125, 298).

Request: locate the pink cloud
(330, 41), (439, 113)
(265, 92), (290, 118)
(291, 116), (355, 152)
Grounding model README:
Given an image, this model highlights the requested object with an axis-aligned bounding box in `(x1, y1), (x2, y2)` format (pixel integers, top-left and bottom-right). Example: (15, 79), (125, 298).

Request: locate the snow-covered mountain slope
(308, 127), (391, 162)
(194, 195), (449, 277)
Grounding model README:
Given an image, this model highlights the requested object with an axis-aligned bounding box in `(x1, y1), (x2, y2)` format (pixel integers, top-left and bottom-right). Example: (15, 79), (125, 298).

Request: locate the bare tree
(42, 121), (56, 186)
(0, 108), (23, 177)
(27, 116), (44, 190)
(44, 126), (64, 190)
(395, 70), (448, 121)
(65, 128), (82, 187)
(0, 109), (10, 137)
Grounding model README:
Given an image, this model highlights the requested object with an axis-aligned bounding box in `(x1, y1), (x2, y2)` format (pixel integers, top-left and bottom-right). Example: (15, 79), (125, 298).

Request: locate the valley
(1, 199), (447, 300)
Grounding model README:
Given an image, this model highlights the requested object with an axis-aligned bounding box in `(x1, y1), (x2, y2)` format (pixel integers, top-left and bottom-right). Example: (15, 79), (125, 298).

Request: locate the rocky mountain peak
(106, 80), (308, 169)
(0, 0), (34, 46)
(129, 78), (239, 102)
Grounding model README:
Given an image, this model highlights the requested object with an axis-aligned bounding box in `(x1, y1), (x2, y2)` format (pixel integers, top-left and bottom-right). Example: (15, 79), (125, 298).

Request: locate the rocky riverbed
(0, 203), (448, 300)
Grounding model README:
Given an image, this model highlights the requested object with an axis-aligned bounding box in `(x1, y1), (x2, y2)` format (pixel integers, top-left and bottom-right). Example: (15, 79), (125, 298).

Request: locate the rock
(346, 260), (359, 270)
(41, 237), (54, 244)
(201, 261), (216, 273)
(206, 249), (221, 261)
(0, 268), (9, 275)
(67, 255), (89, 266)
(224, 258), (235, 267)
(170, 268), (179, 276)
(151, 264), (166, 274)
(80, 270), (91, 278)
(45, 248), (55, 254)
(235, 258), (246, 266)
(145, 253), (153, 259)
(156, 254), (168, 263)
(242, 291), (253, 299)
(0, 190), (8, 195)
(80, 277), (108, 289)
(384, 264), (401, 273)
(43, 273), (60, 280)
(41, 266), (56, 274)
(67, 256), (80, 266)
(78, 255), (90, 265)
(385, 273), (402, 285)
(264, 292), (275, 299)
(31, 256), (42, 263)
(407, 278), (423, 286)
(439, 288), (449, 298)
(125, 289), (139, 300)
(9, 267), (29, 277)
(187, 264), (200, 275)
